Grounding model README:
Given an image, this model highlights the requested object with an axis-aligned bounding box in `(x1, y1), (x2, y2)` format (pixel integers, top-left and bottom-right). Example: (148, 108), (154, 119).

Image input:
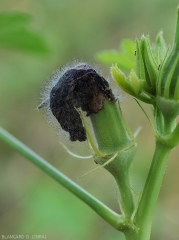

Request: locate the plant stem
(0, 126), (124, 230)
(115, 162), (135, 221)
(134, 140), (171, 240)
(102, 152), (136, 221)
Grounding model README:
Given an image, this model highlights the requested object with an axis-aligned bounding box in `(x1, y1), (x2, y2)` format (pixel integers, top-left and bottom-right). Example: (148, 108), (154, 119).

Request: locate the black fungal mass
(50, 63), (115, 142)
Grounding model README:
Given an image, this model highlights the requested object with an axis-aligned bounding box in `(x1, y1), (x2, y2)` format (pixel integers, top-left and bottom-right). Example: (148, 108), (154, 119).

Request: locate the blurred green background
(0, 0), (179, 240)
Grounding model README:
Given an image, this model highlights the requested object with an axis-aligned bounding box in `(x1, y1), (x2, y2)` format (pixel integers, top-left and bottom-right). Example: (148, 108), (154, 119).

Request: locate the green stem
(0, 126), (124, 230)
(134, 140), (171, 240)
(114, 161), (135, 221)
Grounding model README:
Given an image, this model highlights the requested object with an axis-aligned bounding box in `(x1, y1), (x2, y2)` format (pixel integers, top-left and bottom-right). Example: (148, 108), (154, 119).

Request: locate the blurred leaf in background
(96, 39), (136, 71)
(0, 12), (50, 55)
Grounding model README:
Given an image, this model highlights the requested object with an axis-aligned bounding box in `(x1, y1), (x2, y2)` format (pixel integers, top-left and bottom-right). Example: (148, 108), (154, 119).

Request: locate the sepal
(111, 65), (144, 97)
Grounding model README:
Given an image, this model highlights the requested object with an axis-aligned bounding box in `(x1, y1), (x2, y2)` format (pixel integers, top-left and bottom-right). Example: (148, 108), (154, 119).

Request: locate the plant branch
(0, 126), (124, 231)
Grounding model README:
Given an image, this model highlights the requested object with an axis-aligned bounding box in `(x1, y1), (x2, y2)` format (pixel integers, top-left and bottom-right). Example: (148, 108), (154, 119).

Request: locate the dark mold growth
(49, 63), (115, 142)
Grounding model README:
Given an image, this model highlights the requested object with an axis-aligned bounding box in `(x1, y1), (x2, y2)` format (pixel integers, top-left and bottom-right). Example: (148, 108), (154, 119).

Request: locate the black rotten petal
(49, 63), (115, 142)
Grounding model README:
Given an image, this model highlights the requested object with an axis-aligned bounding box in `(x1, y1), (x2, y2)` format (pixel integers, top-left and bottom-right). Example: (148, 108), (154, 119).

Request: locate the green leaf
(96, 39), (136, 72)
(0, 12), (50, 55)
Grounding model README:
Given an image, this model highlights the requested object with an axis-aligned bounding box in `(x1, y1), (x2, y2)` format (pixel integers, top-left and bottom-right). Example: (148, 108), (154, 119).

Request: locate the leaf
(96, 39), (136, 72)
(0, 12), (50, 55)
